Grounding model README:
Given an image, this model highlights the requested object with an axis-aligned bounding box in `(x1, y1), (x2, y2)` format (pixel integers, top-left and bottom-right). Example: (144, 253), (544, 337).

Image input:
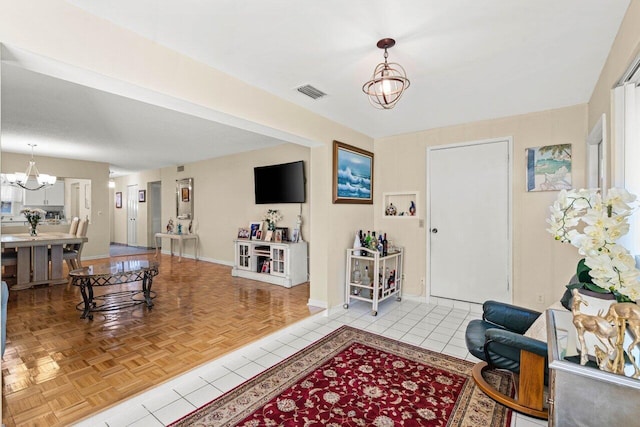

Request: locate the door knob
(431, 228), (438, 234)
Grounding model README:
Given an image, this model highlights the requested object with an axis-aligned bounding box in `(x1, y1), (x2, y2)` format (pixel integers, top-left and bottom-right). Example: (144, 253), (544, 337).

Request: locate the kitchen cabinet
(23, 181), (65, 206)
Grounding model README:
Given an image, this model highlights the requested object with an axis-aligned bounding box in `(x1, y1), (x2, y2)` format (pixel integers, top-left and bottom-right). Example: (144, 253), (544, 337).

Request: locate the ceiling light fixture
(362, 38), (410, 109)
(1, 144), (57, 191)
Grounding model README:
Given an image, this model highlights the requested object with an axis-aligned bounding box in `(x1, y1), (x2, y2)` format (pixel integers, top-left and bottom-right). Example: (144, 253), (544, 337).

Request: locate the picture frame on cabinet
(255, 230), (263, 240)
(264, 230), (273, 242)
(115, 192), (122, 209)
(276, 227), (288, 242)
(237, 228), (250, 239)
(249, 221), (262, 240)
(291, 228), (300, 243)
(274, 229), (283, 243)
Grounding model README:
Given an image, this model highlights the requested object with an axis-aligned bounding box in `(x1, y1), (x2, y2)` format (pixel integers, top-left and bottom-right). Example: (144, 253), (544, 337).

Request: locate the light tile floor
(74, 299), (547, 427)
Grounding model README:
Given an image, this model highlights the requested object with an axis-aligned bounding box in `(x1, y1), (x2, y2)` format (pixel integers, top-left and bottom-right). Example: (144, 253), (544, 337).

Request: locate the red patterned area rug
(171, 326), (512, 426)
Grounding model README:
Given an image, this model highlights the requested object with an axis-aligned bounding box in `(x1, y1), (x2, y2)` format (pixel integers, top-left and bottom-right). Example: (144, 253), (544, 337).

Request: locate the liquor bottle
(385, 267), (390, 290)
(352, 260), (362, 284)
(359, 230), (365, 252)
(377, 233), (384, 254)
(362, 265), (370, 286)
(364, 231), (371, 251)
(370, 231), (377, 251)
(382, 233), (388, 257)
(353, 231), (363, 256)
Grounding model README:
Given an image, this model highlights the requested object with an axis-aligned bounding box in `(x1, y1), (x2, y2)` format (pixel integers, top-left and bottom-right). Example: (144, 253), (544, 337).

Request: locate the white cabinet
(23, 181), (65, 206)
(344, 247), (403, 316)
(231, 240), (308, 288)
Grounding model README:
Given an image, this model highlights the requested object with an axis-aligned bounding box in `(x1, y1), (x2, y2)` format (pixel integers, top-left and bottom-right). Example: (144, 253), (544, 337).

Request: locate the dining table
(1, 232), (88, 290)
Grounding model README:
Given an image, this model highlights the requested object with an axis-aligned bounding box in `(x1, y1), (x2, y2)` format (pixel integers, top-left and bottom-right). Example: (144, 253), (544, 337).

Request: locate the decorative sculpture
(166, 218), (174, 233)
(605, 302), (640, 378)
(570, 289), (618, 370)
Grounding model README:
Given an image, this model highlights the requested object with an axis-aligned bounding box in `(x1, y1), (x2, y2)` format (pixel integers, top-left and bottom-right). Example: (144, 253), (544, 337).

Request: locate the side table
(154, 232), (198, 262)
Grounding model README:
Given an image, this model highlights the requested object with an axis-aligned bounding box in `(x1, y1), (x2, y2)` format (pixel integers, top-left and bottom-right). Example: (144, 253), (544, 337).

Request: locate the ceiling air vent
(296, 84), (327, 100)
(177, 165), (185, 172)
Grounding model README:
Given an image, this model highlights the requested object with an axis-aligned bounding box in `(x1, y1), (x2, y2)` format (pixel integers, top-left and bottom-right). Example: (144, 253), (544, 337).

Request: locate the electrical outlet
(536, 294), (544, 304)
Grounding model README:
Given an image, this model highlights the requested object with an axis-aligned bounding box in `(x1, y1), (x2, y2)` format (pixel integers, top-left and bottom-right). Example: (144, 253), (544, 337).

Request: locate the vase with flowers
(547, 187), (640, 303)
(264, 209), (282, 231)
(21, 208), (47, 237)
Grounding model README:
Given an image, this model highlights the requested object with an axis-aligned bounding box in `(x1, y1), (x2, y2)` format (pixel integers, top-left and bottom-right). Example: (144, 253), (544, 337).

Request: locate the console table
(547, 309), (640, 425)
(69, 260), (159, 320)
(154, 233), (198, 262)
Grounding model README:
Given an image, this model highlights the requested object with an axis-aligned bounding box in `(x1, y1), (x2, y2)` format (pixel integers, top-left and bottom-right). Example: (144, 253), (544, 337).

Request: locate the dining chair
(64, 218), (89, 272)
(68, 217), (80, 236)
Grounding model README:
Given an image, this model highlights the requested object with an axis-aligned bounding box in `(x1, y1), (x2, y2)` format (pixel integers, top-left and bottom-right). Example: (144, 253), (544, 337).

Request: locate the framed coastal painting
(332, 140), (373, 204)
(526, 144), (572, 192)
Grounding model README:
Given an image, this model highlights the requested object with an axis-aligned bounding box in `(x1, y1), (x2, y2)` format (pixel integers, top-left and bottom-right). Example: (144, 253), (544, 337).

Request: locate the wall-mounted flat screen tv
(254, 160), (306, 204)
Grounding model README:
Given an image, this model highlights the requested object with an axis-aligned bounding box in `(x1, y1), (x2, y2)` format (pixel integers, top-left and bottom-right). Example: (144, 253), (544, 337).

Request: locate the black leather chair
(465, 300), (548, 420)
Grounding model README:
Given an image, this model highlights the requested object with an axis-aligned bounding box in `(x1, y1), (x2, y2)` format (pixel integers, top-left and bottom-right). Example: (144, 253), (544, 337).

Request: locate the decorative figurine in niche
(188, 220), (193, 234)
(385, 203), (397, 216)
(409, 201), (416, 216)
(177, 223), (183, 234)
(166, 218), (174, 233)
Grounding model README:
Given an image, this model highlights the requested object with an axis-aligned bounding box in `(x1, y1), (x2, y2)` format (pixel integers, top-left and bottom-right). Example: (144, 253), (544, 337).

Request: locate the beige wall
(166, 144), (310, 263)
(375, 105), (587, 311)
(0, 152), (110, 259)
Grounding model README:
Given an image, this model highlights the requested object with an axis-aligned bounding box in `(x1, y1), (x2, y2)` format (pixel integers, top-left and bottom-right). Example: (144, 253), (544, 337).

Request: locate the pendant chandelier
(362, 38), (410, 109)
(1, 144), (57, 191)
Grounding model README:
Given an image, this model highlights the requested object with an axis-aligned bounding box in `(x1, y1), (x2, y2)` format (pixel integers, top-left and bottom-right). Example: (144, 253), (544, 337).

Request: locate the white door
(427, 138), (511, 304)
(127, 185), (138, 246)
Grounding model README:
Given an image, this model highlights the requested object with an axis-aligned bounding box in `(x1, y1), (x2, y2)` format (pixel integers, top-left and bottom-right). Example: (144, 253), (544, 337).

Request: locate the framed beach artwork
(332, 140), (374, 204)
(526, 144), (572, 192)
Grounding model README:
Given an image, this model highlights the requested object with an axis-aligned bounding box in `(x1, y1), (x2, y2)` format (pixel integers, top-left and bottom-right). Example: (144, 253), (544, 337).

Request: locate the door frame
(425, 136), (513, 304)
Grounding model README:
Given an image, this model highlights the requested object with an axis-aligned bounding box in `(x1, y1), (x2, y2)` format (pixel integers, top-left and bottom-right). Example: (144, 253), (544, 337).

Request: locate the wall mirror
(176, 178), (193, 219)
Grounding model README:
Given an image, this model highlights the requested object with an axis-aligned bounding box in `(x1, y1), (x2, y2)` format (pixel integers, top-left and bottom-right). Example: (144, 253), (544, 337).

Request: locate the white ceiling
(1, 0), (631, 174)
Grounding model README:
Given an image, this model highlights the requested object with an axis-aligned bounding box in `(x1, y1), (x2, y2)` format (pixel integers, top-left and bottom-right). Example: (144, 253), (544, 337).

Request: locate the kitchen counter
(1, 221), (70, 233)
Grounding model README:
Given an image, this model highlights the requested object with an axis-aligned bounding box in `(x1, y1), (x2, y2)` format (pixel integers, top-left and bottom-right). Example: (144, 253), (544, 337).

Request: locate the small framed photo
(255, 230), (263, 240)
(249, 222), (262, 240)
(138, 189), (146, 203)
(291, 228), (300, 243)
(181, 187), (190, 202)
(237, 228), (250, 239)
(276, 227), (288, 242)
(264, 230), (273, 242)
(274, 229), (283, 243)
(115, 192), (122, 209)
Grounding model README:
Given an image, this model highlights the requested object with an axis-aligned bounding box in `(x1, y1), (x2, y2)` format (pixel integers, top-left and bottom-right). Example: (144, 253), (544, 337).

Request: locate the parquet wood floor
(1, 254), (323, 426)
